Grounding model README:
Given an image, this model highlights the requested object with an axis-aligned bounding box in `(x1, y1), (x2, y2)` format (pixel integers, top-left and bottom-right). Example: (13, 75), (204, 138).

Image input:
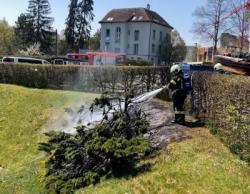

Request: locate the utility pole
(194, 43), (198, 62)
(55, 29), (58, 56)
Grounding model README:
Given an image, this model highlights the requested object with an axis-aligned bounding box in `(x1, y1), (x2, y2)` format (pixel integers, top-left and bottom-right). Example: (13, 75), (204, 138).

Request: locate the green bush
(192, 72), (250, 162)
(39, 95), (150, 193)
(0, 63), (170, 94)
(124, 60), (153, 66)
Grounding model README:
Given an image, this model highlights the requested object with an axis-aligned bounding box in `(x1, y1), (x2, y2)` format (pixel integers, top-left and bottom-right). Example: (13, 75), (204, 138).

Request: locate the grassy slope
(0, 84), (97, 194)
(79, 128), (250, 194)
(0, 84), (249, 194)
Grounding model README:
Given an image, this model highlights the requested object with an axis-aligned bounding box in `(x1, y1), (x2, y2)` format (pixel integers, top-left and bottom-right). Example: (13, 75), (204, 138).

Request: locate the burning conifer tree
(39, 94), (150, 193)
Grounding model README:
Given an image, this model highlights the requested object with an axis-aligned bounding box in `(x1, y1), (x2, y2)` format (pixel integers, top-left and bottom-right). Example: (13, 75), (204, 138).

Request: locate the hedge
(192, 72), (250, 162)
(0, 63), (170, 95)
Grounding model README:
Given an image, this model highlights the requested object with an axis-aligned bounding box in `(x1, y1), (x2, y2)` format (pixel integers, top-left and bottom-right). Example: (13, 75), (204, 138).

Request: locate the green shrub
(124, 60), (153, 66)
(39, 95), (150, 193)
(0, 63), (170, 94)
(192, 72), (250, 162)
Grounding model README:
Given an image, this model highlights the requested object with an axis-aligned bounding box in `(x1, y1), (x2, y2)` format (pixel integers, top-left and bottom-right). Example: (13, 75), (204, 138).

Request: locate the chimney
(147, 4), (150, 10)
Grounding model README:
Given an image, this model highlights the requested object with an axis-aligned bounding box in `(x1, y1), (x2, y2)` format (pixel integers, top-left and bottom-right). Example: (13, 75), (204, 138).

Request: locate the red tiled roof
(100, 8), (173, 29)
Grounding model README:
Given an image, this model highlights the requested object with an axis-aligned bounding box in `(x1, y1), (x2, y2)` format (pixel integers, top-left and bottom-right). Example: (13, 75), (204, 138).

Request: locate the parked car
(2, 57), (50, 64)
(50, 57), (82, 65)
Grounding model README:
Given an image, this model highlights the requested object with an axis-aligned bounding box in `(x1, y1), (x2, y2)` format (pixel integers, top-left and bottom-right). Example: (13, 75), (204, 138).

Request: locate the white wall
(100, 22), (172, 64)
(100, 23), (127, 53)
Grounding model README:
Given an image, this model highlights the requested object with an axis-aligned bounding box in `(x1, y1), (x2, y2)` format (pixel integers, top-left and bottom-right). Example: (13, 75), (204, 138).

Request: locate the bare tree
(171, 30), (187, 62)
(229, 0), (249, 53)
(192, 0), (230, 54)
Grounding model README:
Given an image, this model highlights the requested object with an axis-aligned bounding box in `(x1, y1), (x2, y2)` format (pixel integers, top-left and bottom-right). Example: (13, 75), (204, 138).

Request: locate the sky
(0, 0), (207, 46)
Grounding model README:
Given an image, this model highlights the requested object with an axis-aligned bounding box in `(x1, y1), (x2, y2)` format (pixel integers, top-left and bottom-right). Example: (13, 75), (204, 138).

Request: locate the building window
(132, 16), (137, 21)
(158, 58), (161, 65)
(152, 44), (155, 53)
(128, 30), (130, 36)
(133, 44), (139, 55)
(115, 27), (121, 43)
(127, 44), (130, 49)
(153, 30), (156, 40)
(160, 31), (162, 41)
(134, 30), (140, 41)
(151, 58), (154, 64)
(105, 42), (110, 51)
(115, 48), (120, 53)
(106, 29), (110, 37)
(166, 33), (169, 40)
(158, 45), (162, 55)
(107, 17), (114, 21)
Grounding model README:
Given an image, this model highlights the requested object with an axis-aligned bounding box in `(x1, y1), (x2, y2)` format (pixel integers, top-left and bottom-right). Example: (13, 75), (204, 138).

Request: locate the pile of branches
(39, 95), (150, 193)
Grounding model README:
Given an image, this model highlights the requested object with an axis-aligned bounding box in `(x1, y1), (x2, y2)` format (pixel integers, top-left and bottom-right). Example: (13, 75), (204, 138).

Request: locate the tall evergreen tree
(65, 0), (94, 51)
(26, 0), (54, 53)
(75, 0), (94, 50)
(15, 13), (35, 49)
(65, 0), (78, 51)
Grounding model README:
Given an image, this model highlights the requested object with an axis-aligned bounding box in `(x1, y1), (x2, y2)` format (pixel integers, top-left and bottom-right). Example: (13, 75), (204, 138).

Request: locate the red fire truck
(67, 52), (126, 65)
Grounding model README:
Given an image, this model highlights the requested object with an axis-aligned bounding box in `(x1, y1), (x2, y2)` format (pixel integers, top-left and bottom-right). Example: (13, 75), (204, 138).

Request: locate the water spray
(62, 87), (167, 134)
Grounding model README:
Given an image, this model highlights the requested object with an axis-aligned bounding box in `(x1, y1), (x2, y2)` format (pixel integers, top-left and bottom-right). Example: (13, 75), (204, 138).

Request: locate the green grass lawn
(79, 128), (250, 194)
(0, 84), (249, 194)
(0, 84), (98, 194)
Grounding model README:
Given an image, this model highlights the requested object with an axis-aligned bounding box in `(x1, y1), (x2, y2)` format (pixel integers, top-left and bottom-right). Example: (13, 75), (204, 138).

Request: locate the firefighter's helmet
(214, 63), (224, 72)
(170, 64), (181, 74)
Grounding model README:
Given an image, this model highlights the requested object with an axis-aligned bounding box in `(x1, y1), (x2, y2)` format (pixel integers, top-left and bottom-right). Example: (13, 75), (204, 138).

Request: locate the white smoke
(61, 87), (165, 135)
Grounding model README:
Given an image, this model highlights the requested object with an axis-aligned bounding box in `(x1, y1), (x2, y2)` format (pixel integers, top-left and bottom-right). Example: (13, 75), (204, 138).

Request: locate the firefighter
(214, 63), (232, 75)
(214, 63), (224, 73)
(168, 64), (187, 124)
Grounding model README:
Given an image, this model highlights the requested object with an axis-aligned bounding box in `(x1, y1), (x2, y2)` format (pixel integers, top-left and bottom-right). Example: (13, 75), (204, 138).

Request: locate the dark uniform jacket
(168, 74), (187, 98)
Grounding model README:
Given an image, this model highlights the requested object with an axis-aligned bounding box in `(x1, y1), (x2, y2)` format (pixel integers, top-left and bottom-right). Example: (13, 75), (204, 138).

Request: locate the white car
(2, 57), (50, 64)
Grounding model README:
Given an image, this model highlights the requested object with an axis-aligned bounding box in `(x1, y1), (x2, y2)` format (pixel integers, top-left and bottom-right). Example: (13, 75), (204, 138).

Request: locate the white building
(99, 6), (173, 64)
